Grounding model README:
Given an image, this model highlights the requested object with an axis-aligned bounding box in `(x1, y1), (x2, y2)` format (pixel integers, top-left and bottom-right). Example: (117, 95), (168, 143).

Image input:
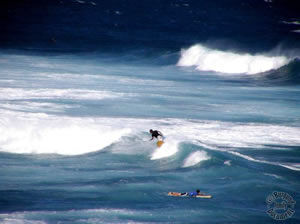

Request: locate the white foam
(0, 111), (131, 155)
(228, 151), (265, 163)
(42, 72), (174, 87)
(0, 88), (123, 100)
(229, 151), (300, 171)
(150, 140), (179, 160)
(224, 160), (231, 166)
(75, 0), (85, 4)
(182, 150), (210, 167)
(263, 173), (283, 179)
(177, 44), (290, 74)
(0, 219), (46, 224)
(0, 208), (142, 224)
(279, 163), (300, 171)
(1, 111), (300, 163)
(282, 21), (300, 25)
(0, 102), (76, 112)
(181, 121), (300, 149)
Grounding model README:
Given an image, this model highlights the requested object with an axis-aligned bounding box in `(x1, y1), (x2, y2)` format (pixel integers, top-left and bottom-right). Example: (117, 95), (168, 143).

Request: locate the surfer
(149, 129), (163, 141)
(169, 189), (203, 197)
(149, 129), (164, 147)
(187, 189), (203, 197)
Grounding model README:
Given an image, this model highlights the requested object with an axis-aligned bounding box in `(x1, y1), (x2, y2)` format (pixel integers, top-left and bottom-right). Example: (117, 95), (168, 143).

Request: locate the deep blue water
(1, 0), (300, 223)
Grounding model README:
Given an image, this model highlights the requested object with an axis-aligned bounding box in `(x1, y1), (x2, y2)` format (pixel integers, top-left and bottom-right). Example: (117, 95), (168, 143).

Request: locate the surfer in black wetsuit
(149, 129), (163, 141)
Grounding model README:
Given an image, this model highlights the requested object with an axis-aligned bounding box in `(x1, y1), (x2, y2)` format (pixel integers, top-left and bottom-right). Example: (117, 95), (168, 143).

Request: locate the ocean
(0, 0), (300, 223)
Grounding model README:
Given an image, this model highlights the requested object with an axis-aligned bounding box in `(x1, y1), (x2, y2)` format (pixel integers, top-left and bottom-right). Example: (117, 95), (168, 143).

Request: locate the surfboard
(195, 195), (212, 199)
(157, 140), (164, 148)
(168, 192), (212, 198)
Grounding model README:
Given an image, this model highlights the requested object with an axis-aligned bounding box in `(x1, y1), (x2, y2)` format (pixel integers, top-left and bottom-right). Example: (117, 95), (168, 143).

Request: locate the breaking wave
(1, 110), (300, 172)
(150, 140), (179, 160)
(177, 44), (291, 74)
(182, 150), (210, 167)
(0, 110), (132, 155)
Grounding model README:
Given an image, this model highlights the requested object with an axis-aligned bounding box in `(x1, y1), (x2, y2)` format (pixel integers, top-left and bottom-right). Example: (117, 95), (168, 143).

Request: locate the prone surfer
(186, 189), (203, 197)
(168, 189), (203, 197)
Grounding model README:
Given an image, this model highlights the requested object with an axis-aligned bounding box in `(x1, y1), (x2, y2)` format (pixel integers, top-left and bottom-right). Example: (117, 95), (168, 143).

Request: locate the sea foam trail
(229, 151), (300, 171)
(177, 44), (290, 74)
(0, 88), (123, 100)
(0, 208), (144, 224)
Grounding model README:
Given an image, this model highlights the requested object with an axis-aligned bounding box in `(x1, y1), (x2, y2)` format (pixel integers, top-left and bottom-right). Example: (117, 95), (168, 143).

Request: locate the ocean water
(1, 0), (300, 223)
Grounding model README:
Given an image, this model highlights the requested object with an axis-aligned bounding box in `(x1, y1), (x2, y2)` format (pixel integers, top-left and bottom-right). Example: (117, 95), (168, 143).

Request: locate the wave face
(177, 44), (291, 74)
(259, 58), (300, 85)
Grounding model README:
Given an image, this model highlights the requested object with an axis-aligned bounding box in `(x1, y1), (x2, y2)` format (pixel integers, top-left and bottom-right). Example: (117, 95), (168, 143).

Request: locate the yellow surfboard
(157, 140), (164, 148)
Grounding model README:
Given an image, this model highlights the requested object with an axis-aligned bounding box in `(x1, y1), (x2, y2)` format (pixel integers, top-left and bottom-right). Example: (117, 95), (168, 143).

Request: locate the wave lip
(177, 44), (290, 74)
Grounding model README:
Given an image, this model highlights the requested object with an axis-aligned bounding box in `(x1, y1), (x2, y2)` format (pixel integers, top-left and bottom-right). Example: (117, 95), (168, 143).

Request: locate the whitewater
(177, 44), (293, 74)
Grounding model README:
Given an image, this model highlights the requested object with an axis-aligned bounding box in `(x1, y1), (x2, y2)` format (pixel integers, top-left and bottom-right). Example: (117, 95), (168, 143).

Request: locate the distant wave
(177, 44), (291, 74)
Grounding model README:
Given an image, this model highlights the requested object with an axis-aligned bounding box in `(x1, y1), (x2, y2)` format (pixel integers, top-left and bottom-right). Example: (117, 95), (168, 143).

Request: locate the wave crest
(0, 111), (131, 155)
(182, 150), (210, 167)
(177, 44), (290, 74)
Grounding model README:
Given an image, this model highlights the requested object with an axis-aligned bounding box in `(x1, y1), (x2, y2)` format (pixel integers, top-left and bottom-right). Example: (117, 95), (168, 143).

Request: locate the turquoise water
(0, 52), (299, 223)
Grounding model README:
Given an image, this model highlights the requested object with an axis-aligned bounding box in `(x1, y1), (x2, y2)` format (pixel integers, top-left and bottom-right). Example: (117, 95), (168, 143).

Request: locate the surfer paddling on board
(168, 189), (211, 198)
(149, 129), (164, 147)
(168, 189), (202, 197)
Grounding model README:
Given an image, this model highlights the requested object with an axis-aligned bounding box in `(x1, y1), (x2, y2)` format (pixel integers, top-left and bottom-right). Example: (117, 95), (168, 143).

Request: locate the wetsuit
(151, 130), (163, 139)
